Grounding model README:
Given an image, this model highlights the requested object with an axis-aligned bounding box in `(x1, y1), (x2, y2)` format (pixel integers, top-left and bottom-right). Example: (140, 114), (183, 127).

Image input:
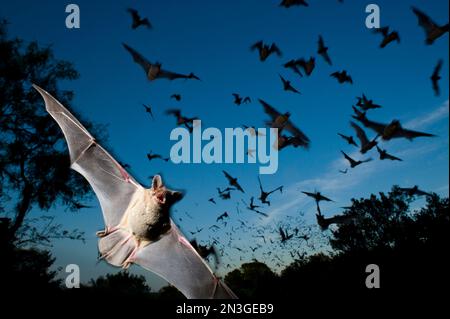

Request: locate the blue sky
(2, 0), (448, 289)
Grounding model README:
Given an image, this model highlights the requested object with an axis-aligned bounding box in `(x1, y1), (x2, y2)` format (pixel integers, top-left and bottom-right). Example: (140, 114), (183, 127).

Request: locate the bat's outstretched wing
(123, 43), (152, 75)
(33, 85), (141, 228)
(395, 127), (436, 140)
(134, 220), (237, 299)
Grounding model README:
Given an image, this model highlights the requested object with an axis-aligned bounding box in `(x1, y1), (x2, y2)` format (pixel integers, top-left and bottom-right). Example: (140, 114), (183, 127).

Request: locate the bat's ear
(152, 175), (164, 190)
(168, 190), (184, 203)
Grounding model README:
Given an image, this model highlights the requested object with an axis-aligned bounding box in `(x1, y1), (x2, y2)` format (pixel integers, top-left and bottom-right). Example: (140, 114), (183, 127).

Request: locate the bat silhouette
(165, 109), (199, 132)
(279, 227), (294, 243)
(259, 99), (310, 149)
(127, 8), (152, 29)
(350, 121), (378, 154)
(318, 35), (332, 65)
(123, 43), (201, 82)
(217, 188), (232, 200)
(339, 169), (348, 174)
(242, 197), (268, 217)
(352, 116), (435, 141)
(331, 70), (353, 84)
(283, 59), (304, 77)
(374, 26), (400, 48)
(190, 239), (219, 265)
(431, 59), (443, 96)
(33, 85), (236, 299)
(216, 212), (229, 222)
(337, 133), (358, 147)
(341, 150), (372, 168)
(258, 176), (283, 206)
(279, 74), (301, 94)
(399, 185), (432, 197)
(208, 198), (216, 204)
(242, 125), (265, 136)
(280, 0), (308, 7)
(356, 94), (382, 111)
(142, 104), (154, 119)
(297, 57), (316, 76)
(232, 94), (251, 105)
(222, 170), (245, 193)
(171, 94), (182, 101)
(189, 227), (204, 236)
(301, 191), (333, 204)
(412, 7), (449, 45)
(316, 205), (353, 231)
(147, 151), (170, 162)
(250, 41), (282, 61)
(72, 202), (93, 210)
(376, 146), (402, 161)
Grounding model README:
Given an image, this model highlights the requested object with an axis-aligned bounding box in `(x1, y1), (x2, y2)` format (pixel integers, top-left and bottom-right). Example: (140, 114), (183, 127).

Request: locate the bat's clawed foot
(122, 259), (133, 269)
(96, 226), (117, 238)
(96, 229), (108, 237)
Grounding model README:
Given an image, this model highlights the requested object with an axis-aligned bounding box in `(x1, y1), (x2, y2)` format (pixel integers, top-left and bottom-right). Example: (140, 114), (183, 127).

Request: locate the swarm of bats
(27, 3), (448, 299)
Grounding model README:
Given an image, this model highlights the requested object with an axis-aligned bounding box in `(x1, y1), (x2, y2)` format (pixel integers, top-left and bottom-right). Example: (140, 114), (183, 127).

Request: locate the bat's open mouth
(155, 192), (166, 204)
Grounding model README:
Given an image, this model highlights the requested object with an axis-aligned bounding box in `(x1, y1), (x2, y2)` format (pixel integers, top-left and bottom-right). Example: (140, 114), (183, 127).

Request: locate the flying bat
(250, 41), (282, 62)
(33, 85), (236, 299)
(217, 188), (232, 200)
(337, 133), (358, 147)
(341, 150), (372, 168)
(318, 35), (332, 65)
(147, 151), (170, 162)
(171, 94), (182, 101)
(123, 43), (201, 82)
(232, 94), (251, 105)
(376, 146), (402, 161)
(142, 104), (154, 119)
(190, 239), (219, 265)
(258, 176), (283, 206)
(374, 26), (400, 48)
(331, 70), (353, 84)
(216, 212), (229, 222)
(222, 170), (245, 193)
(283, 59), (304, 77)
(431, 59), (443, 96)
(352, 117), (435, 141)
(279, 227), (294, 243)
(242, 125), (265, 137)
(301, 191), (333, 204)
(399, 185), (432, 197)
(350, 121), (378, 154)
(280, 0), (309, 7)
(127, 8), (152, 29)
(316, 205), (353, 231)
(165, 109), (199, 132)
(356, 94), (382, 111)
(279, 74), (301, 94)
(242, 197), (268, 217)
(412, 7), (449, 45)
(297, 57), (316, 76)
(259, 99), (310, 149)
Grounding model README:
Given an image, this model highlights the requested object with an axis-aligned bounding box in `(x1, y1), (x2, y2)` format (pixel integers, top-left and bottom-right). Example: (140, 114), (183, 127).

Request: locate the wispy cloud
(406, 100), (449, 129)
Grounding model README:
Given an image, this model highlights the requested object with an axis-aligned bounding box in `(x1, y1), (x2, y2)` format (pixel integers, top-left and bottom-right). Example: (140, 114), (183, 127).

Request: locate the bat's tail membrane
(98, 229), (136, 268)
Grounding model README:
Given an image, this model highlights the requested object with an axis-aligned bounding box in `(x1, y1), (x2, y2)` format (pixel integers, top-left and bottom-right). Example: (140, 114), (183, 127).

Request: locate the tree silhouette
(225, 261), (279, 298)
(87, 271), (151, 296)
(0, 20), (104, 246)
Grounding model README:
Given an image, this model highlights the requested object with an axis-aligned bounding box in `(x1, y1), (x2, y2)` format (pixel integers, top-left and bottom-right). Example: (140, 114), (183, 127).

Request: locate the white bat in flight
(33, 85), (236, 299)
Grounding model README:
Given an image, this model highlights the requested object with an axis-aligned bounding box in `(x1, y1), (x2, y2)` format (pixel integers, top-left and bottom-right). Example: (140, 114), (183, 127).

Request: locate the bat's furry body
(33, 85), (236, 299)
